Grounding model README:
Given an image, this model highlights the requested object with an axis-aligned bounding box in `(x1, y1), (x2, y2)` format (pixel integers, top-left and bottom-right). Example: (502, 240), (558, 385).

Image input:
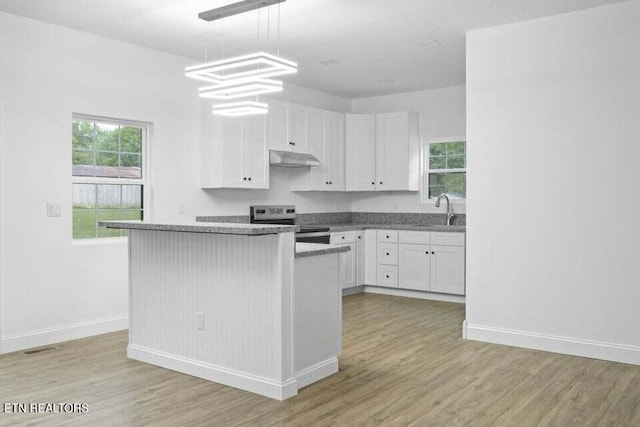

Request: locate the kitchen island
(99, 221), (349, 400)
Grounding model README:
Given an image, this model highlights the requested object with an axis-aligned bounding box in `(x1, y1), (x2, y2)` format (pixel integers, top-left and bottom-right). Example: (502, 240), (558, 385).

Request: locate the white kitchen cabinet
(331, 231), (356, 289)
(290, 104), (310, 153)
(267, 99), (310, 153)
(430, 245), (465, 295)
(291, 109), (345, 191)
(398, 244), (431, 291)
(355, 231), (365, 286)
(375, 112), (420, 191)
(345, 114), (377, 191)
(363, 229), (377, 285)
(201, 114), (269, 189)
(377, 265), (398, 287)
(267, 98), (292, 151)
(371, 230), (465, 295)
(345, 112), (420, 192)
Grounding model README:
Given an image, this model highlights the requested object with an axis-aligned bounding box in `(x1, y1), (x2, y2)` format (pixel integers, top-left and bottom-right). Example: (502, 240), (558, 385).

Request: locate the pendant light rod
(199, 0), (286, 22)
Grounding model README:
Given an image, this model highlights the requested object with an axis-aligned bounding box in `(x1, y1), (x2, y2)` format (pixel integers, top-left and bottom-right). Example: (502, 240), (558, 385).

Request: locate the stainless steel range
(250, 205), (330, 244)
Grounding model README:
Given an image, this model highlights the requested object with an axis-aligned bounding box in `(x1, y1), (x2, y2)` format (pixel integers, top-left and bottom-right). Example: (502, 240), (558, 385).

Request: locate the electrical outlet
(196, 312), (205, 330)
(46, 202), (62, 218)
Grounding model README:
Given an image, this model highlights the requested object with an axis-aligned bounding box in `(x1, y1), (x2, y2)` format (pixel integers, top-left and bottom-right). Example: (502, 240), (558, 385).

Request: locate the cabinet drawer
(330, 231), (355, 244)
(377, 230), (398, 243)
(398, 231), (430, 245)
(377, 265), (398, 287)
(377, 243), (398, 265)
(431, 232), (465, 247)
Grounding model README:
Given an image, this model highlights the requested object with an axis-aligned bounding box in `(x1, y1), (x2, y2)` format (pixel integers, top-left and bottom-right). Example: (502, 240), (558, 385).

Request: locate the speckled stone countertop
(313, 224), (466, 233)
(295, 242), (351, 258)
(98, 221), (298, 236)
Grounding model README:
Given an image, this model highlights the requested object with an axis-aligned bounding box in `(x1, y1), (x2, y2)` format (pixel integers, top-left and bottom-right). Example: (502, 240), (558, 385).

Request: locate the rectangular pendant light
(211, 101), (269, 117)
(185, 52), (297, 85)
(199, 79), (283, 100)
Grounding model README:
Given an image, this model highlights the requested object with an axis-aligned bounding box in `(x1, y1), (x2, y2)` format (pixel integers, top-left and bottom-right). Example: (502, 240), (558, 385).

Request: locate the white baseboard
(362, 286), (466, 304)
(342, 286), (365, 296)
(466, 324), (640, 366)
(128, 344), (299, 400)
(1, 315), (128, 354)
(295, 357), (339, 389)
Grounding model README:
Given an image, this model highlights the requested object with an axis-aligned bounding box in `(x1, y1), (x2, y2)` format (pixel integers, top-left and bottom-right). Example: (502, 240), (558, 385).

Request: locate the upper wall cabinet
(201, 113), (269, 189)
(346, 111), (420, 192)
(268, 99), (310, 153)
(345, 114), (377, 191)
(291, 108), (345, 191)
(267, 98), (291, 152)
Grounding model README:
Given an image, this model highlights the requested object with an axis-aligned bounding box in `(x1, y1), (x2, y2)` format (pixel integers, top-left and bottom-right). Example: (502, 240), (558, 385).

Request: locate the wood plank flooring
(1, 293), (640, 426)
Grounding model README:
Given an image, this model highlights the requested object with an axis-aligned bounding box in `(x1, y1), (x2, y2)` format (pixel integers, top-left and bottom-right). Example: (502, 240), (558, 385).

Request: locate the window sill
(72, 237), (128, 246)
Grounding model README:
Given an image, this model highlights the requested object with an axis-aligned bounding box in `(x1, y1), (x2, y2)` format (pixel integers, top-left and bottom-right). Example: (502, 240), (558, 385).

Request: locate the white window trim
(71, 113), (151, 241)
(422, 136), (467, 203)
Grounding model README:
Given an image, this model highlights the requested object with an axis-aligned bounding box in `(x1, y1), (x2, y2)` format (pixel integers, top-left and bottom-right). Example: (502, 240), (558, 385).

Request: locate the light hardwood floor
(1, 293), (640, 426)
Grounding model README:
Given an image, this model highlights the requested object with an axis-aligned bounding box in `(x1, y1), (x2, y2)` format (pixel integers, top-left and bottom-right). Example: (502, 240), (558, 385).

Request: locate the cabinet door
(376, 112), (409, 190)
(242, 114), (269, 189)
(307, 109), (328, 190)
(220, 116), (246, 187)
(345, 114), (377, 191)
(363, 229), (377, 285)
(341, 242), (356, 289)
(268, 98), (292, 151)
(398, 244), (430, 291)
(325, 112), (345, 190)
(430, 245), (465, 295)
(290, 104), (309, 153)
(355, 231), (365, 286)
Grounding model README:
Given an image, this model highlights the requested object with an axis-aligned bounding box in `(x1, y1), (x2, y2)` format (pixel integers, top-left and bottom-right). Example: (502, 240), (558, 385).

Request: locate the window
(424, 137), (466, 200)
(72, 115), (148, 239)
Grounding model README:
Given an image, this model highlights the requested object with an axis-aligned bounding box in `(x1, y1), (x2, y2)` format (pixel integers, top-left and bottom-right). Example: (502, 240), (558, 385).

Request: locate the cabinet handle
(341, 236), (345, 239)
(329, 181), (332, 184)
(248, 177), (252, 181)
(425, 251), (429, 254)
(243, 177), (247, 181)
(358, 236), (361, 239)
(386, 252), (389, 256)
(372, 182), (375, 185)
(289, 141), (295, 145)
(431, 251), (435, 255)
(386, 235), (389, 239)
(380, 181), (383, 185)
(386, 275), (389, 278)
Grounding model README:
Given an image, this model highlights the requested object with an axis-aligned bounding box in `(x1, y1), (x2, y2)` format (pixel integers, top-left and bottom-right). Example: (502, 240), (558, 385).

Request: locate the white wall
(0, 11), (351, 352)
(349, 86), (466, 213)
(466, 1), (640, 364)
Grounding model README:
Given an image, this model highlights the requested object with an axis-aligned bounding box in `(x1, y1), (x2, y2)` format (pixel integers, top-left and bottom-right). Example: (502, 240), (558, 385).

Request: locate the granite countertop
(98, 221), (298, 236)
(295, 242), (351, 258)
(307, 223), (466, 233)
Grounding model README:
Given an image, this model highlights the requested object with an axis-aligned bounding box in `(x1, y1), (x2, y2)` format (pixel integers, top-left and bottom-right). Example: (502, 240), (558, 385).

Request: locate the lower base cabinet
(430, 245), (465, 294)
(371, 230), (465, 295)
(331, 232), (356, 289)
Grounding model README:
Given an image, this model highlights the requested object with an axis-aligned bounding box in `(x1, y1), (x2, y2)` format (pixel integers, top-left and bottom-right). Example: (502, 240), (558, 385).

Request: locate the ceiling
(0, 0), (628, 98)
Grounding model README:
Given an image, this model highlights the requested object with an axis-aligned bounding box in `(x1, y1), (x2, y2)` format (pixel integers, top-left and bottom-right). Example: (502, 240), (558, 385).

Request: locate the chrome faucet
(435, 193), (455, 226)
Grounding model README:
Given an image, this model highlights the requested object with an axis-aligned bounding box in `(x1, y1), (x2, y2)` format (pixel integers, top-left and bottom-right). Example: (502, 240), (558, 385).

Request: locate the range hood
(269, 150), (320, 168)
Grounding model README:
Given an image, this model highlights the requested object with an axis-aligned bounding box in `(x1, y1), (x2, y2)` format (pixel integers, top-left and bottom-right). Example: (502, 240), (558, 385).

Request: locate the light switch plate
(46, 202), (62, 218)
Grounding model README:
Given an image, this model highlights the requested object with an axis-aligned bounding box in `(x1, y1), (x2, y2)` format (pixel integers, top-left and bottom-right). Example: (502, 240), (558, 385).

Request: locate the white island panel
(127, 230), (297, 399)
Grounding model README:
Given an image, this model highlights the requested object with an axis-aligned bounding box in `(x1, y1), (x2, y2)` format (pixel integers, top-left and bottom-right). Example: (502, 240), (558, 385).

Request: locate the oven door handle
(295, 231), (330, 238)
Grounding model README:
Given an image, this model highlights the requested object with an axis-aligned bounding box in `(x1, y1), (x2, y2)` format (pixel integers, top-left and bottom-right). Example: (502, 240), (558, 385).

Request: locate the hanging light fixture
(199, 78), (283, 100)
(186, 0), (296, 116)
(186, 52), (297, 85)
(211, 101), (269, 117)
